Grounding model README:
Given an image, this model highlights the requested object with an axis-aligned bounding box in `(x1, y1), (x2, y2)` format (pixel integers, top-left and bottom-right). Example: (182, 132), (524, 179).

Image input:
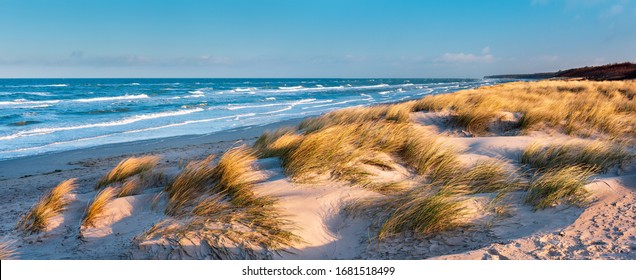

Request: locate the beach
(1, 79), (635, 260)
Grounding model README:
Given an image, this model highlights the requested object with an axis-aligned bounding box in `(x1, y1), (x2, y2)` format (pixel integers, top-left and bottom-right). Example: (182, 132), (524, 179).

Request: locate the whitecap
(0, 108), (204, 140)
(72, 94), (149, 103)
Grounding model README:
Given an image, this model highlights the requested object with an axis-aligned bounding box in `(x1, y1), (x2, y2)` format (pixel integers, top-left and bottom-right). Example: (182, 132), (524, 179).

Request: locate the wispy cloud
(438, 47), (494, 63)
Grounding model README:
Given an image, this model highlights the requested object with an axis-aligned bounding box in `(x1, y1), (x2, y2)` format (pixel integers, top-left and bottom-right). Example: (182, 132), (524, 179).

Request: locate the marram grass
(525, 166), (594, 210)
(81, 186), (117, 228)
(17, 178), (77, 234)
(97, 155), (160, 189)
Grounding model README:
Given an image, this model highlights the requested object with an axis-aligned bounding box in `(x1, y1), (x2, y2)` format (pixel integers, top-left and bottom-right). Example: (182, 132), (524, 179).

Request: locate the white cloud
(439, 47), (494, 63)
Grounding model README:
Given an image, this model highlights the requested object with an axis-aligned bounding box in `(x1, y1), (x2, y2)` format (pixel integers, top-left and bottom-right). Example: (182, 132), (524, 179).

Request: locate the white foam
(227, 98), (317, 111)
(355, 84), (389, 89)
(5, 84), (69, 88)
(378, 91), (392, 95)
(0, 99), (61, 106)
(73, 94), (149, 103)
(304, 98), (371, 109)
(265, 97), (276, 100)
(233, 87), (258, 92)
(278, 86), (303, 90)
(0, 108), (204, 140)
(124, 113), (255, 133)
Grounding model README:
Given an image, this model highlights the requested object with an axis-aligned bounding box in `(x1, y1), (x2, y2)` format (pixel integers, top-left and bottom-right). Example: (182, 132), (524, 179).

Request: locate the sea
(0, 78), (505, 160)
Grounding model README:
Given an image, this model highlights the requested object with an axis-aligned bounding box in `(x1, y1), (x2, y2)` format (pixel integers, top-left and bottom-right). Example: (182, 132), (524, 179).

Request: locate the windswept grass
(521, 140), (630, 173)
(211, 146), (264, 207)
(463, 159), (522, 193)
(164, 155), (216, 215)
(138, 202), (299, 259)
(0, 241), (17, 260)
(270, 120), (463, 185)
(254, 127), (302, 158)
(525, 166), (594, 210)
(118, 177), (143, 197)
(349, 183), (469, 240)
(400, 135), (461, 179)
(81, 187), (117, 228)
(138, 146), (298, 259)
(97, 156), (160, 189)
(378, 185), (468, 239)
(413, 80), (636, 137)
(17, 178), (77, 234)
(297, 103), (414, 133)
(165, 146), (264, 215)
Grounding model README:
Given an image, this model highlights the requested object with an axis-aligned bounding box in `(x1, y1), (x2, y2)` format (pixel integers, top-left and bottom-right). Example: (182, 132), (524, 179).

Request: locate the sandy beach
(1, 79), (635, 260)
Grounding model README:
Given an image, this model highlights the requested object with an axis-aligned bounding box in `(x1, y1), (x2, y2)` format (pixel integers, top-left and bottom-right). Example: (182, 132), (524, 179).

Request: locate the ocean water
(0, 78), (504, 160)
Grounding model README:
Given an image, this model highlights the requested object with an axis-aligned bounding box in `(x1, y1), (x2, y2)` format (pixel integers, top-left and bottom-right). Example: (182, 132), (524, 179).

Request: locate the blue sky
(0, 0), (634, 78)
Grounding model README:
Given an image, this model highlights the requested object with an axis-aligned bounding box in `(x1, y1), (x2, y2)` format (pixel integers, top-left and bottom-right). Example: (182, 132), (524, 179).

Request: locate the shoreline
(0, 117), (304, 181)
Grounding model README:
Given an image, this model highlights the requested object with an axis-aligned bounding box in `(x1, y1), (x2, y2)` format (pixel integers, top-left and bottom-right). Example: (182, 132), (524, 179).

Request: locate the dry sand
(1, 113), (634, 260)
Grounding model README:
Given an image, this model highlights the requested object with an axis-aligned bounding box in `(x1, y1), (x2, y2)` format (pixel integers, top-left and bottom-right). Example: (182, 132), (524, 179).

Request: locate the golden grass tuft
(378, 187), (468, 239)
(165, 145), (265, 215)
(17, 178), (77, 234)
(399, 135), (461, 180)
(138, 203), (300, 259)
(81, 186), (117, 228)
(0, 241), (18, 260)
(211, 145), (264, 207)
(462, 159), (522, 193)
(281, 121), (418, 183)
(96, 155), (160, 189)
(525, 166), (593, 210)
(352, 183), (469, 240)
(139, 147), (299, 259)
(164, 155), (216, 215)
(521, 140), (630, 173)
(297, 103), (413, 133)
(253, 127), (302, 158)
(412, 80), (636, 137)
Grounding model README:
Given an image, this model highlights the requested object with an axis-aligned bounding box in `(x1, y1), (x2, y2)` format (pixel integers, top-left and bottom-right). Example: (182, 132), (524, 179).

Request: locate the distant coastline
(485, 62), (636, 80)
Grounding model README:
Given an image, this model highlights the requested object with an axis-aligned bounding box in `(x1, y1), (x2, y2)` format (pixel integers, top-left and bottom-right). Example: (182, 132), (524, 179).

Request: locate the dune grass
(96, 155), (160, 189)
(297, 103), (414, 133)
(254, 127), (302, 158)
(378, 185), (468, 239)
(257, 120), (462, 186)
(210, 146), (265, 207)
(461, 159), (522, 193)
(413, 80), (636, 137)
(139, 202), (299, 259)
(399, 134), (461, 180)
(0, 241), (17, 260)
(348, 183), (469, 240)
(139, 146), (298, 259)
(521, 140), (630, 173)
(165, 145), (265, 215)
(525, 166), (594, 210)
(118, 176), (143, 197)
(81, 186), (117, 228)
(164, 155), (216, 215)
(17, 178), (77, 234)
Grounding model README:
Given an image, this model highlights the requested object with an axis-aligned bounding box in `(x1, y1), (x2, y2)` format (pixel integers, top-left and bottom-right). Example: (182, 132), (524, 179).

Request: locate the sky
(0, 0), (635, 78)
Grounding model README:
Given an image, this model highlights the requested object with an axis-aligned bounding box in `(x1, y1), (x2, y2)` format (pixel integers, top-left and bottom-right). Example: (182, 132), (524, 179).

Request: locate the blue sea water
(0, 78), (505, 160)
